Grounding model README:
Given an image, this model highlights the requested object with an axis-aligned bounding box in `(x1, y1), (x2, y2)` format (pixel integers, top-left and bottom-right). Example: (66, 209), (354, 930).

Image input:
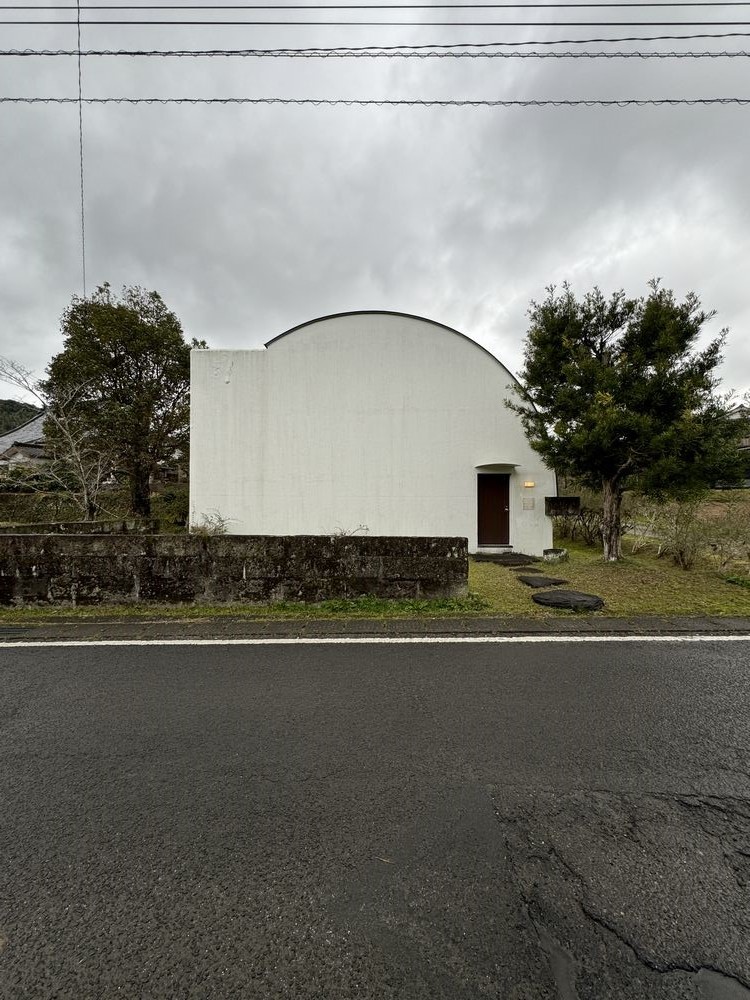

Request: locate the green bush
(0, 491), (82, 524)
(151, 484), (189, 532)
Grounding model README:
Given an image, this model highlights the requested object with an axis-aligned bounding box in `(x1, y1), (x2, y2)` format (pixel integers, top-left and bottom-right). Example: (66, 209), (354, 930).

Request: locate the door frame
(477, 472), (511, 546)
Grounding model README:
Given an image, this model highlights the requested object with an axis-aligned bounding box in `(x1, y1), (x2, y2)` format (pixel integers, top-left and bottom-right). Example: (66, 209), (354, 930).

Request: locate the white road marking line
(0, 635), (749, 648)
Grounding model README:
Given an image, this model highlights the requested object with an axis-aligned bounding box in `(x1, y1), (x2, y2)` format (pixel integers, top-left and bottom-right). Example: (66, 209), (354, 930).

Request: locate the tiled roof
(0, 410), (47, 452)
(0, 442), (48, 461)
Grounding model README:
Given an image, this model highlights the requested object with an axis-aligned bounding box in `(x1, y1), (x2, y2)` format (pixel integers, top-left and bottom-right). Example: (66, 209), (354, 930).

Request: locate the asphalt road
(1, 638), (750, 1000)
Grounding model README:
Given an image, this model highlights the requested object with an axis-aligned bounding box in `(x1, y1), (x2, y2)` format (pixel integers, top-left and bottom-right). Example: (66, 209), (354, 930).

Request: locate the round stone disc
(531, 590), (604, 611)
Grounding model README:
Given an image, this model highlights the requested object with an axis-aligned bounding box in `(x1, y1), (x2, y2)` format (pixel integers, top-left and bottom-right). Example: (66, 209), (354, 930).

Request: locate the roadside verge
(1, 614), (749, 643)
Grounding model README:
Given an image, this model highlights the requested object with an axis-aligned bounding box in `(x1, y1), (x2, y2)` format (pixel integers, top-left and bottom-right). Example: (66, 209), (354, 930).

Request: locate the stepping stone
(517, 575), (568, 588)
(474, 552), (541, 566)
(532, 589), (605, 611)
(511, 566), (543, 574)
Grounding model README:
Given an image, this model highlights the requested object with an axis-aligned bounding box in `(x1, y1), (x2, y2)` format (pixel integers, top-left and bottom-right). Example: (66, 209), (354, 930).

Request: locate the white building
(189, 311), (556, 555)
(729, 404), (750, 451)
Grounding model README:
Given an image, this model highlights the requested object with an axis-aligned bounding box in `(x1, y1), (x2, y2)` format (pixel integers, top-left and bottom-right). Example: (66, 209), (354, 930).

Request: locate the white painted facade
(189, 312), (555, 554)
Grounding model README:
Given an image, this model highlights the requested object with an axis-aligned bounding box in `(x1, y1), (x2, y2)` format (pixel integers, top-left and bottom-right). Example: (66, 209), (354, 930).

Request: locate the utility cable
(3, 31), (750, 45)
(76, 0), (86, 300)
(2, 95), (748, 105)
(6, 17), (750, 24)
(7, 1), (750, 7)
(2, 45), (749, 55)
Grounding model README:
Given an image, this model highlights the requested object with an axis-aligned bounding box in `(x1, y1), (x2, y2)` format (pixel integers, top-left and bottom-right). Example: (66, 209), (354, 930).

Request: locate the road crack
(491, 795), (580, 1000)
(580, 902), (750, 992)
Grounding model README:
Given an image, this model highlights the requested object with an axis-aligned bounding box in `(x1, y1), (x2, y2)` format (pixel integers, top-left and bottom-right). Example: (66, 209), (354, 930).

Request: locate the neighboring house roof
(0, 410), (47, 453)
(0, 442), (47, 462)
(0, 411), (49, 465)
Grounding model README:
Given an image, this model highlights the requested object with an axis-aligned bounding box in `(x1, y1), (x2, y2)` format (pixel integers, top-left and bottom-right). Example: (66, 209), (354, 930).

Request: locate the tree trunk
(130, 463), (152, 517)
(601, 479), (623, 561)
(82, 493), (95, 521)
(80, 474), (96, 521)
(79, 484), (93, 521)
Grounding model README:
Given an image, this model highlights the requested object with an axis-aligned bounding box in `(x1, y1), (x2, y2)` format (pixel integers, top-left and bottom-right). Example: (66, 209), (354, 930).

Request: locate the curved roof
(264, 309), (525, 391)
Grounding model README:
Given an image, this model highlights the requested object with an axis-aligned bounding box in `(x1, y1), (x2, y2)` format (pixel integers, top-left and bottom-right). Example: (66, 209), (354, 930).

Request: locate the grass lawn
(470, 540), (750, 618)
(0, 539), (747, 622)
(0, 592), (490, 624)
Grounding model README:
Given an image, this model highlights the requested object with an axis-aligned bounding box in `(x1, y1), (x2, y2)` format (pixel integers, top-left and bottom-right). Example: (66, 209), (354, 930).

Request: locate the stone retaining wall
(0, 519), (160, 535)
(0, 534), (468, 606)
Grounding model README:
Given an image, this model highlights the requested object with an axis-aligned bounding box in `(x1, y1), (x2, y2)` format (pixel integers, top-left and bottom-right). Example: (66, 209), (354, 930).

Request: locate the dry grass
(700, 489), (750, 519)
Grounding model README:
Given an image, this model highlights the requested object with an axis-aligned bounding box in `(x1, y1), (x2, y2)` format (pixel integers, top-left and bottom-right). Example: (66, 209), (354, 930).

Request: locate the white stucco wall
(189, 312), (555, 554)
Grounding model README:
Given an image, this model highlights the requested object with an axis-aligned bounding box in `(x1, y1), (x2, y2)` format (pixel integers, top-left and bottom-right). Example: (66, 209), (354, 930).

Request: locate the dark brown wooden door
(477, 474), (510, 545)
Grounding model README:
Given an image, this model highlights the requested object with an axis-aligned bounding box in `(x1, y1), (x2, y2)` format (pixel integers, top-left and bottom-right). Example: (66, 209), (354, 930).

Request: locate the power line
(3, 31), (750, 44)
(76, 0), (86, 300)
(2, 95), (748, 104)
(6, 2), (750, 7)
(3, 45), (750, 56)
(6, 18), (750, 24)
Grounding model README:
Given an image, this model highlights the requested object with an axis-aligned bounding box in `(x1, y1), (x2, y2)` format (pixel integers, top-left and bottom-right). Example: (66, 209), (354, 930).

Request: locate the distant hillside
(0, 399), (43, 436)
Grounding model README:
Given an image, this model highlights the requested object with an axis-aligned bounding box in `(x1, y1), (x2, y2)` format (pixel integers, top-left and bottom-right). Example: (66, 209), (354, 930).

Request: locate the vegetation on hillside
(0, 398), (41, 436)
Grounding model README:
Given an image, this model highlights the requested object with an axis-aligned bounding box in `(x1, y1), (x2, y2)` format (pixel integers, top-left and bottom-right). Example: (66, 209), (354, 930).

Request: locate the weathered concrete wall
(0, 519), (160, 535)
(0, 534), (468, 605)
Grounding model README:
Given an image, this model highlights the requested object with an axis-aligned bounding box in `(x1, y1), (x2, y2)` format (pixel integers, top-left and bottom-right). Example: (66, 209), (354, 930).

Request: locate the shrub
(152, 484), (189, 531)
(706, 499), (750, 573)
(653, 498), (709, 570)
(190, 509), (230, 536)
(553, 507), (603, 548)
(623, 495), (661, 554)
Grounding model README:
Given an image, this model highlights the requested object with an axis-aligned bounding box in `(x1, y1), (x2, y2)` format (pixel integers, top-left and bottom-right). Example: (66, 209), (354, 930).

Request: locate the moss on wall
(0, 534), (468, 605)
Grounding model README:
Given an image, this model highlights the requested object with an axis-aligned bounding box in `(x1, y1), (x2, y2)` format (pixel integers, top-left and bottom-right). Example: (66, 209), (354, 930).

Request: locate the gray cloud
(0, 11), (748, 399)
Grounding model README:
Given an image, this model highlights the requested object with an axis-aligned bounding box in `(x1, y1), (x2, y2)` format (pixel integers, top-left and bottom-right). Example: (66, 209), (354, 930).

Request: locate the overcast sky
(1, 2), (749, 402)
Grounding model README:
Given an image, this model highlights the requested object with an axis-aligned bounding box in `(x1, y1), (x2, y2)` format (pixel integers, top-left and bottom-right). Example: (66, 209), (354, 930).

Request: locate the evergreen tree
(508, 281), (747, 561)
(42, 283), (206, 517)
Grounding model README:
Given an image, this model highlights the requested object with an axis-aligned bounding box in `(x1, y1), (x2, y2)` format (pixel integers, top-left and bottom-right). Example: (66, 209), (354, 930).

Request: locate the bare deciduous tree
(0, 356), (115, 520)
